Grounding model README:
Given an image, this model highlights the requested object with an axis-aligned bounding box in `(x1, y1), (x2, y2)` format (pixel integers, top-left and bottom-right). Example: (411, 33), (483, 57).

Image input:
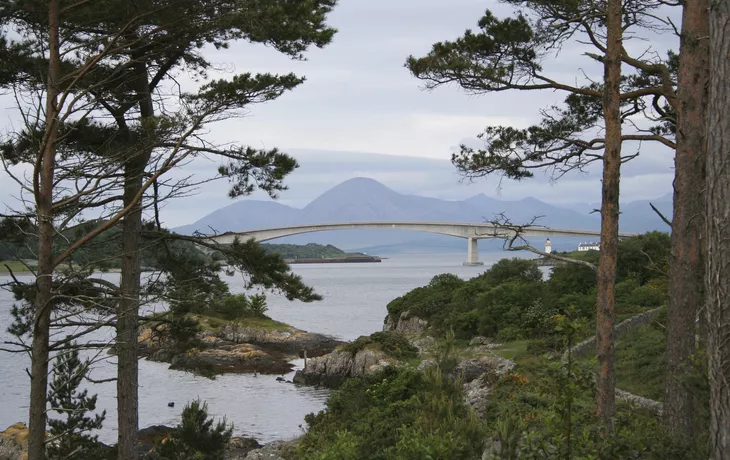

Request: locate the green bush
(340, 332), (418, 361)
(386, 236), (670, 344)
(150, 400), (232, 460)
(299, 366), (484, 460)
(525, 334), (564, 356)
(628, 283), (666, 307)
(213, 293), (268, 320)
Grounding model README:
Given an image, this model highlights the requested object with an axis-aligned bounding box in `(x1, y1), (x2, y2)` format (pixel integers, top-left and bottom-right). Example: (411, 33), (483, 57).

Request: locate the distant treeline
(0, 220), (207, 270)
(1, 219), (368, 269)
(260, 243), (367, 260)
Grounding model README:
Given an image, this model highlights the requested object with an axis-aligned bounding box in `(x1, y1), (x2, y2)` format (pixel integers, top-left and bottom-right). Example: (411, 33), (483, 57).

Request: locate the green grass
(614, 322), (666, 401)
(493, 340), (530, 360)
(0, 260), (36, 273)
(193, 314), (292, 333)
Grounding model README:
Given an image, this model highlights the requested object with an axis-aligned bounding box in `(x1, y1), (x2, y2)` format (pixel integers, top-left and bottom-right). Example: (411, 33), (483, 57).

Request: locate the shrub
(47, 346), (109, 460)
(214, 293), (268, 320)
(628, 283), (666, 307)
(341, 331), (418, 361)
(299, 366), (484, 460)
(526, 334), (564, 356)
(496, 326), (523, 342)
(150, 399), (232, 460)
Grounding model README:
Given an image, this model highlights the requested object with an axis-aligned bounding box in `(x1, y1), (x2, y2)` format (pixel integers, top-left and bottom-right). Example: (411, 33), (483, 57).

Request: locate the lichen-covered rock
(293, 348), (396, 387)
(0, 423), (28, 460)
(410, 336), (436, 354)
(463, 377), (493, 419)
(383, 311), (428, 334)
(461, 354), (516, 419)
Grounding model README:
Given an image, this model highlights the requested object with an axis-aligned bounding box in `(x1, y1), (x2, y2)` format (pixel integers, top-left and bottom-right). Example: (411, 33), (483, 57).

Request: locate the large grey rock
(410, 336), (436, 353)
(293, 348), (395, 387)
(383, 311), (428, 334)
(461, 354), (516, 419)
(469, 336), (492, 346)
(240, 439), (299, 460)
(463, 377), (493, 419)
(225, 437), (263, 459)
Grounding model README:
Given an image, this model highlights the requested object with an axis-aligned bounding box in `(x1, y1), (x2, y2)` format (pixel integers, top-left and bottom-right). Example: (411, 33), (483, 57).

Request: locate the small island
(262, 243), (381, 264)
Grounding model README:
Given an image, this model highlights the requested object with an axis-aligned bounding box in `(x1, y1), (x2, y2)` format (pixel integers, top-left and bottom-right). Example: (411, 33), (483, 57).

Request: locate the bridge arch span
(206, 221), (631, 266)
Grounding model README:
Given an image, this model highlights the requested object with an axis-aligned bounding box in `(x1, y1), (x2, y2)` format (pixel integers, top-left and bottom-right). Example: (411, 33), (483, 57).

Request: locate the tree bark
(27, 1), (60, 458)
(706, 0), (730, 456)
(664, 0), (709, 439)
(116, 59), (154, 460)
(595, 0), (622, 429)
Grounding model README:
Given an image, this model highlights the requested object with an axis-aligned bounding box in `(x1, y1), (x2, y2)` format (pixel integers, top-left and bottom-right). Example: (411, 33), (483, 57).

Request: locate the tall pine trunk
(706, 0), (730, 455)
(664, 0), (709, 439)
(27, 1), (60, 458)
(116, 59), (154, 460)
(595, 0), (622, 429)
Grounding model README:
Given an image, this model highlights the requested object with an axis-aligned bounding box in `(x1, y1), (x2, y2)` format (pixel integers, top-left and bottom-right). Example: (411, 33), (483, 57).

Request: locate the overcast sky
(0, 0), (678, 227)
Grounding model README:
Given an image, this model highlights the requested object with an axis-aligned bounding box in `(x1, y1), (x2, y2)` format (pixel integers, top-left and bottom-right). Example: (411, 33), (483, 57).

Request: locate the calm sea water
(0, 252), (517, 443)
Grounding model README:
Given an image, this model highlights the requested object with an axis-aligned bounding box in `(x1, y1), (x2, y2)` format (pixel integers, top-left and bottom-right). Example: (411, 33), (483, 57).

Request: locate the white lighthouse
(545, 238), (552, 254)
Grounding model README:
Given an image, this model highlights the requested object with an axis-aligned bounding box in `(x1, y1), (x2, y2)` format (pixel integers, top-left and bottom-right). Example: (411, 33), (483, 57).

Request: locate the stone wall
(563, 307), (664, 361)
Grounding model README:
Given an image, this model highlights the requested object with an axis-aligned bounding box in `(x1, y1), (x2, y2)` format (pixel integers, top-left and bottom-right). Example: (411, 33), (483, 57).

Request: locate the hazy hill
(173, 177), (672, 253)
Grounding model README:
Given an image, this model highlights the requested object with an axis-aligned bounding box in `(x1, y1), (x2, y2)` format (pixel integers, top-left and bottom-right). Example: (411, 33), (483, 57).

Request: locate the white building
(577, 242), (600, 252)
(545, 238), (552, 254)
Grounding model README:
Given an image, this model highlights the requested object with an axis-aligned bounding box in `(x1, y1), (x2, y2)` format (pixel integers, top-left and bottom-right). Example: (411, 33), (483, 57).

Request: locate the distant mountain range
(173, 178), (673, 254)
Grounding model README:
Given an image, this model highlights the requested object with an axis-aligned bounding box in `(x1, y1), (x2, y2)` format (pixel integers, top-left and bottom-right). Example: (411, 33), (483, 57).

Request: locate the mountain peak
(332, 177), (393, 191)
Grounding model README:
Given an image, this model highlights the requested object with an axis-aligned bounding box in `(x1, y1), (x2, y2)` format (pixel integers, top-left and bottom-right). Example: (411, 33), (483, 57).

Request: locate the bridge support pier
(463, 237), (484, 266)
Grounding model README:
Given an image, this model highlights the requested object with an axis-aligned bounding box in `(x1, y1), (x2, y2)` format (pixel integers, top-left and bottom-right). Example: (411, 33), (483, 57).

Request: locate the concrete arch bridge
(207, 221), (635, 266)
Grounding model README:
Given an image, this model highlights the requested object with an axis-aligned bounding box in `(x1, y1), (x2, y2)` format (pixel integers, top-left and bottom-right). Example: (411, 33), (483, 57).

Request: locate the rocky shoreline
(1, 309), (517, 460)
(0, 422), (296, 460)
(138, 319), (343, 376)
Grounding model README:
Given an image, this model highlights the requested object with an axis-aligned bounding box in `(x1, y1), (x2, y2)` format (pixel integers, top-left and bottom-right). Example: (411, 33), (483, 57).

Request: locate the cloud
(0, 0), (681, 227)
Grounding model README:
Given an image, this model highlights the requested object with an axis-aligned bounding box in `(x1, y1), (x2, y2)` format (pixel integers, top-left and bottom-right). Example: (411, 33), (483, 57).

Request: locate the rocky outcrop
(383, 310), (428, 334)
(237, 438), (299, 460)
(461, 354), (516, 419)
(457, 354), (516, 383)
(410, 335), (436, 354)
(138, 321), (343, 375)
(225, 437), (263, 459)
(0, 423), (26, 460)
(417, 352), (515, 384)
(293, 348), (396, 387)
(168, 343), (294, 375)
(218, 325), (342, 357)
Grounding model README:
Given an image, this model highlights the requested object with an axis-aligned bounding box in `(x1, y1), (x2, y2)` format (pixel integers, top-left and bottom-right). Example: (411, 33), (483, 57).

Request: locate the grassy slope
(0, 260), (36, 273)
(191, 314), (293, 333)
(614, 322), (666, 401)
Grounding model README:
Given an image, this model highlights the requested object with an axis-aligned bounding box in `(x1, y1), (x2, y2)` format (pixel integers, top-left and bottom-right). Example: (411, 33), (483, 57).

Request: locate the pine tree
(706, 0), (730, 455)
(46, 345), (107, 460)
(151, 400), (232, 460)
